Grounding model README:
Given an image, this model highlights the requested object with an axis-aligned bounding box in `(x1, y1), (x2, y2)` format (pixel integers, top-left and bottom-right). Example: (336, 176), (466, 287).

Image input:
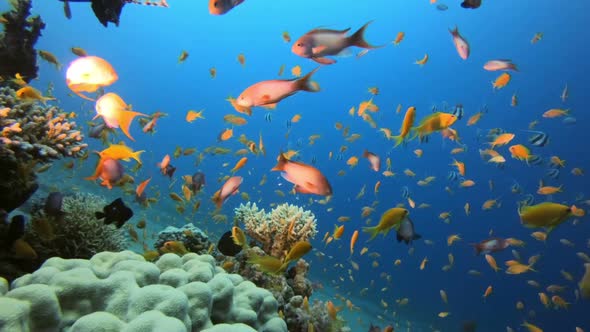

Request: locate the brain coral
(0, 250), (287, 332)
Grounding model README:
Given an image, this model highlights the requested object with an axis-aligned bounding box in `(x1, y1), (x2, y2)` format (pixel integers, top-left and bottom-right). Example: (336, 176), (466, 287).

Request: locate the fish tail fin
(448, 25), (458, 36)
(509, 63), (519, 71)
(118, 110), (147, 141)
(391, 135), (405, 147)
(362, 226), (379, 241)
(571, 205), (585, 217)
(296, 67), (321, 92)
(469, 243), (481, 255)
(212, 190), (222, 209)
(74, 91), (96, 102)
(362, 149), (369, 158)
(349, 20), (379, 49)
(132, 150), (145, 164)
(271, 151), (288, 171)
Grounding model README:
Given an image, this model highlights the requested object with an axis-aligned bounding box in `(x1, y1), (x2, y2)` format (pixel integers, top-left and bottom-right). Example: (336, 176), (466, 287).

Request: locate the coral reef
(0, 250), (287, 332)
(283, 296), (350, 332)
(0, 0), (45, 82)
(235, 202), (317, 259)
(286, 259), (313, 299)
(25, 192), (128, 260)
(154, 223), (212, 255)
(0, 86), (87, 212)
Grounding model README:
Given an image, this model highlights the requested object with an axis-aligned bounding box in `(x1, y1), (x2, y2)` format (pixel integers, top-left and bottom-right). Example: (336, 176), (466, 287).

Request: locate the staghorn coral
(25, 192), (128, 260)
(0, 86), (87, 212)
(154, 223), (212, 255)
(0, 0), (45, 82)
(235, 202), (317, 259)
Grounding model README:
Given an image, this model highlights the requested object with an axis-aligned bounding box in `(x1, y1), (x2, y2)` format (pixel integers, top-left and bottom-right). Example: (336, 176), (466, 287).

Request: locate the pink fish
(449, 26), (470, 60)
(66, 56), (118, 101)
(143, 112), (162, 133)
(236, 67), (320, 110)
(213, 176), (243, 208)
(209, 0), (245, 15)
(272, 152), (332, 196)
(292, 21), (379, 65)
(85, 157), (124, 189)
(94, 93), (146, 141)
(483, 59), (518, 71)
(362, 149), (380, 172)
(470, 237), (509, 255)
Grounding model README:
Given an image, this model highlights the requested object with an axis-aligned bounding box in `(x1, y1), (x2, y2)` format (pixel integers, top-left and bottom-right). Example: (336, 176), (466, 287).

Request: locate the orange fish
(230, 157), (248, 173)
(94, 93), (146, 141)
(415, 54), (429, 66)
(135, 177), (151, 199)
(186, 110), (204, 122)
(393, 32), (405, 45)
(66, 56), (118, 101)
(218, 128), (233, 141)
(350, 230), (359, 255)
(492, 73), (511, 89)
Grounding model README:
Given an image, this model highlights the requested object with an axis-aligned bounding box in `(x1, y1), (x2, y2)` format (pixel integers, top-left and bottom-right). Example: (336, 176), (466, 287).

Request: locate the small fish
(525, 130), (549, 147)
(209, 0), (245, 15)
(449, 26), (470, 60)
(71, 47), (88, 57)
(95, 198), (133, 228)
(63, 0), (71, 19)
(178, 50), (189, 63)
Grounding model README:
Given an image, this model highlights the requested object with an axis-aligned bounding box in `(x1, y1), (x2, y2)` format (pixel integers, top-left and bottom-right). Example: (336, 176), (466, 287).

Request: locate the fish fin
(117, 110), (147, 141)
(261, 95), (271, 103)
(362, 226), (379, 241)
(95, 211), (105, 219)
(271, 152), (288, 171)
(413, 233), (421, 241)
(392, 135), (404, 148)
(312, 45), (327, 54)
(348, 20), (380, 49)
(296, 67), (321, 92)
(448, 26), (458, 36)
(73, 89), (96, 102)
(312, 57), (335, 65)
(132, 150), (145, 164)
(262, 103), (277, 110)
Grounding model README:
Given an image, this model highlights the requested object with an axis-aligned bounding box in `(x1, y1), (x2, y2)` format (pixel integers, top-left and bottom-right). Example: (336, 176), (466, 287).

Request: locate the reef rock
(0, 250), (287, 332)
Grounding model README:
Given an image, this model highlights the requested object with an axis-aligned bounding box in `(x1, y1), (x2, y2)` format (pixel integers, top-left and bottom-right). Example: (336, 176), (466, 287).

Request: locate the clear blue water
(5, 0), (590, 331)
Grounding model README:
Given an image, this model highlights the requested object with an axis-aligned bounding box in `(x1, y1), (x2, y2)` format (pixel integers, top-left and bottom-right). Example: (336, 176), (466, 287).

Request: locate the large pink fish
(236, 67), (320, 110)
(85, 157), (124, 189)
(66, 56), (118, 101)
(272, 152), (332, 196)
(449, 26), (470, 60)
(291, 21), (379, 65)
(470, 237), (509, 255)
(209, 0), (244, 15)
(213, 176), (243, 208)
(483, 60), (518, 71)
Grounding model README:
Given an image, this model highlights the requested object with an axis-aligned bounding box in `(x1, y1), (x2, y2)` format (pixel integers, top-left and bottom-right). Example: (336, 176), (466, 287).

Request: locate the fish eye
(296, 43), (301, 47)
(213, 1), (218, 7)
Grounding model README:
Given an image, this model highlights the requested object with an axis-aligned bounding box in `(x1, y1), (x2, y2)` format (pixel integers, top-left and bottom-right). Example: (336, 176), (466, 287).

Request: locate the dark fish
(461, 0), (481, 9)
(452, 104), (464, 120)
(4, 215), (25, 248)
(44, 192), (64, 217)
(336, 153), (343, 161)
(265, 113), (272, 122)
(462, 320), (478, 332)
(545, 168), (560, 179)
(527, 155), (544, 166)
(401, 186), (410, 199)
(420, 135), (429, 143)
(527, 130), (549, 147)
(431, 105), (438, 113)
(563, 117), (577, 125)
(217, 230), (242, 256)
(436, 3), (448, 10)
(447, 171), (459, 181)
(164, 164), (176, 179)
(95, 198), (133, 228)
(470, 237), (509, 255)
(396, 217), (421, 245)
(311, 156), (317, 165)
(89, 123), (105, 139)
(285, 119), (292, 129)
(63, 0), (72, 19)
(190, 172), (206, 193)
(368, 323), (381, 332)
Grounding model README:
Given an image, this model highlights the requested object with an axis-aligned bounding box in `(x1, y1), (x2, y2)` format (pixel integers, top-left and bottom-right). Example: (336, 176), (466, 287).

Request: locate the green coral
(25, 192), (128, 260)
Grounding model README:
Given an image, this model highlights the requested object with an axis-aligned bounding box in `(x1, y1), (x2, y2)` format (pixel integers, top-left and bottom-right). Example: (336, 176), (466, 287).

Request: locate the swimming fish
(236, 67), (320, 111)
(95, 198), (133, 228)
(66, 56), (118, 101)
(212, 176), (243, 208)
(396, 217), (421, 245)
(291, 21), (379, 64)
(94, 93), (146, 141)
(272, 152), (332, 196)
(449, 26), (470, 60)
(363, 207), (409, 241)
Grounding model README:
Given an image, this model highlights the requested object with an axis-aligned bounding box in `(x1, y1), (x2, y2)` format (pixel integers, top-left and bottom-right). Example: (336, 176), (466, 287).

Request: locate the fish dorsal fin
(118, 110), (147, 141)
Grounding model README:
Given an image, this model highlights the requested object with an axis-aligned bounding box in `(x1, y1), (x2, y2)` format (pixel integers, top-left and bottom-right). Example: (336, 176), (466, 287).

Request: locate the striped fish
(545, 168), (560, 179)
(452, 104), (464, 120)
(447, 171), (460, 181)
(526, 130), (549, 147)
(401, 186), (410, 199)
(527, 155), (544, 166)
(264, 112), (272, 122)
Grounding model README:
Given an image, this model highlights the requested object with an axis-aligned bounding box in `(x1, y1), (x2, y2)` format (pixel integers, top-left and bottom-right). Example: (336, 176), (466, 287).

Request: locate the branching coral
(0, 86), (87, 212)
(25, 192), (128, 260)
(0, 0), (45, 81)
(234, 202), (317, 259)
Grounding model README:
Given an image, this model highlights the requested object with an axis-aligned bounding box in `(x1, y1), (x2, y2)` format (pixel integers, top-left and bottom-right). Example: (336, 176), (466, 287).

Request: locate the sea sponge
(0, 250), (287, 332)
(25, 192), (128, 260)
(235, 202), (317, 259)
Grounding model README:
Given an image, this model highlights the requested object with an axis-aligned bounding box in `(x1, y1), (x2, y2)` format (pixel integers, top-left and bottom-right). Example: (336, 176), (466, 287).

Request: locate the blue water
(5, 0), (590, 331)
